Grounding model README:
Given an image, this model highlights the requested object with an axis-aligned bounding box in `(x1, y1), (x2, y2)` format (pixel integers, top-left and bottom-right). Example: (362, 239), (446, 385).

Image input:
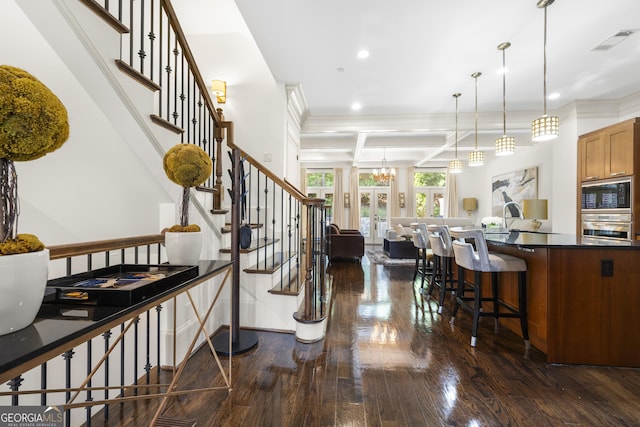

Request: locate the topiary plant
(0, 65), (69, 254)
(163, 143), (212, 230)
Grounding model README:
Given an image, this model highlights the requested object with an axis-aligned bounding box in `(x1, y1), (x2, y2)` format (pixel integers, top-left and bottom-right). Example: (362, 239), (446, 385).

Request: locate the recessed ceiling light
(496, 67), (509, 75)
(548, 92), (560, 100)
(357, 50), (370, 59)
(351, 102), (362, 111)
(337, 67), (344, 72)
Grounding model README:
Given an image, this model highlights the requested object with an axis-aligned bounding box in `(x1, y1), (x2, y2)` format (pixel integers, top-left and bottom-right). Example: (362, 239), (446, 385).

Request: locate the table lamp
(522, 199), (548, 231)
(463, 197), (478, 216)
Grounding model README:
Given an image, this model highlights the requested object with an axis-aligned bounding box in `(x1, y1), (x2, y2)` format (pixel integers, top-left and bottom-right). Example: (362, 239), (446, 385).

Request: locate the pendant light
(532, 0), (559, 142)
(448, 93), (463, 174)
(495, 42), (516, 156)
(468, 72), (484, 167)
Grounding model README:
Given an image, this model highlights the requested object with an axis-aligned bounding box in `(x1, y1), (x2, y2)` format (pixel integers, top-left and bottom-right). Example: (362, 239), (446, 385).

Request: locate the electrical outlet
(601, 259), (614, 277)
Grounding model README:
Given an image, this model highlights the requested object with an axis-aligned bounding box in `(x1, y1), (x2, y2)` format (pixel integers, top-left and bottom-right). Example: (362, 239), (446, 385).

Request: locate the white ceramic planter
(0, 248), (49, 336)
(165, 231), (202, 265)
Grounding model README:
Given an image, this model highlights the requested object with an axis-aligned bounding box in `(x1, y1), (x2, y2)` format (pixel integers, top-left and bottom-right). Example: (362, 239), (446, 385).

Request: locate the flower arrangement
(481, 216), (503, 228)
(0, 65), (69, 254)
(163, 143), (212, 231)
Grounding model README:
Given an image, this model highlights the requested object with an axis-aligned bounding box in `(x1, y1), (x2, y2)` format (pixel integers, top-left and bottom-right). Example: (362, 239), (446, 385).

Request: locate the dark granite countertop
(484, 231), (639, 249)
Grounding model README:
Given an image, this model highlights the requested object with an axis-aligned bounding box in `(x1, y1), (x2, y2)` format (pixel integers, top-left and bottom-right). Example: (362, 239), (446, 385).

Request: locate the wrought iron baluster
(128, 0), (134, 65)
(134, 316), (140, 396)
(145, 310), (151, 385)
(172, 39), (179, 125)
(120, 323), (125, 404)
(63, 349), (74, 427)
(40, 363), (47, 405)
(102, 330), (111, 421)
(8, 375), (23, 406)
(155, 304), (162, 383)
(86, 341), (93, 426)
(138, 0), (146, 74)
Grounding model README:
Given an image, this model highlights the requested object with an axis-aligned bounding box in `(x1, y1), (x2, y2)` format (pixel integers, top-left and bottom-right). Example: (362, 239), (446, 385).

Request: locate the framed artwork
(343, 192), (351, 208)
(491, 167), (538, 216)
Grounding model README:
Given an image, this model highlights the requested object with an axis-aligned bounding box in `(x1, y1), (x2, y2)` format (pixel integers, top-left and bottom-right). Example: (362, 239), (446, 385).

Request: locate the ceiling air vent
(592, 29), (637, 51)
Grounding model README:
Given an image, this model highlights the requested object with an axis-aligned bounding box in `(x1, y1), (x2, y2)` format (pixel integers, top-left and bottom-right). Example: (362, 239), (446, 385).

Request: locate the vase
(164, 231), (202, 265)
(0, 249), (49, 336)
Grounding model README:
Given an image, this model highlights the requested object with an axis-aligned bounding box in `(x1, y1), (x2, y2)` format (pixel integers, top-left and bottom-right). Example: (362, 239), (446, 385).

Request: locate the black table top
(484, 231), (640, 249)
(0, 260), (232, 382)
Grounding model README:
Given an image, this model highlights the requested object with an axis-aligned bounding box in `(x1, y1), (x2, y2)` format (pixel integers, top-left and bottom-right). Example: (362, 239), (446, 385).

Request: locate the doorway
(359, 189), (389, 245)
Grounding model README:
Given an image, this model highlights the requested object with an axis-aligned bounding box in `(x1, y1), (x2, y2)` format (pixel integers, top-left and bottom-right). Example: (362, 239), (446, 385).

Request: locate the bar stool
(410, 229), (432, 291)
(426, 225), (457, 314)
(449, 228), (529, 349)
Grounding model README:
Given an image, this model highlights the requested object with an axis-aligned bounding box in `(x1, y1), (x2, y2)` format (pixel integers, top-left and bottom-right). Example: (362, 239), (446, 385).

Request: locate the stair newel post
(303, 201), (314, 319)
(230, 147), (241, 344)
(212, 108), (225, 212)
(212, 123), (258, 356)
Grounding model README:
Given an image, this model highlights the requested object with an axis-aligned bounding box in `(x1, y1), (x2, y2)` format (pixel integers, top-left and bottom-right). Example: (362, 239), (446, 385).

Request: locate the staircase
(13, 0), (329, 338)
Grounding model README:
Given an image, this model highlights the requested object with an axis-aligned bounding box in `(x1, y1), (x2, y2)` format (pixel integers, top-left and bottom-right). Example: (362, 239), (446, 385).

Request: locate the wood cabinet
(547, 248), (640, 367)
(578, 118), (640, 182)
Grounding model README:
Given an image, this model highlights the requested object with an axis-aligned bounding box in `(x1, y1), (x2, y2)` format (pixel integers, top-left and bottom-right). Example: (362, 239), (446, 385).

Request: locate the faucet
(502, 201), (524, 229)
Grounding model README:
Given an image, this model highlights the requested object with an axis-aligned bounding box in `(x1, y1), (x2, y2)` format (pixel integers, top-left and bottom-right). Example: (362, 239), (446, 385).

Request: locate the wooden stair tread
(244, 251), (296, 274)
(219, 238), (279, 253)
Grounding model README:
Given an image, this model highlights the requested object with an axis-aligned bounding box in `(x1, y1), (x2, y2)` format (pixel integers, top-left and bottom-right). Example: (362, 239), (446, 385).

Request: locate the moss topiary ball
(0, 233), (45, 255)
(163, 143), (212, 188)
(0, 65), (69, 161)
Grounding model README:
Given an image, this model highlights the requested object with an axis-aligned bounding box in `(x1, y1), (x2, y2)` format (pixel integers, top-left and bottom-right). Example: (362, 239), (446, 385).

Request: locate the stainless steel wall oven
(581, 177), (633, 244)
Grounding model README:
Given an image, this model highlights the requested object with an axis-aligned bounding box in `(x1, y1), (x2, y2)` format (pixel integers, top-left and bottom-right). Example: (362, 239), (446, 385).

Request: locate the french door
(359, 189), (389, 245)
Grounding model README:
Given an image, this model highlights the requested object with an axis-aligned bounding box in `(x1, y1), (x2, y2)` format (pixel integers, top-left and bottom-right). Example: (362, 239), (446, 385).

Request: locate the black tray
(46, 264), (199, 306)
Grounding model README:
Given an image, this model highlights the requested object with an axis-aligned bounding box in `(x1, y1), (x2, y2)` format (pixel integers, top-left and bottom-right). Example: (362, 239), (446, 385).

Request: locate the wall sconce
(522, 199), (548, 231)
(399, 192), (406, 208)
(211, 80), (226, 104)
(343, 192), (350, 208)
(463, 197), (478, 216)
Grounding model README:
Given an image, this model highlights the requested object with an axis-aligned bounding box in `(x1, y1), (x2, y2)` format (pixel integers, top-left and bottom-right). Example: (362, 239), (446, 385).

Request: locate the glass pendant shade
(468, 150), (485, 167)
(532, 114), (559, 141)
(449, 159), (463, 174)
(495, 135), (516, 156)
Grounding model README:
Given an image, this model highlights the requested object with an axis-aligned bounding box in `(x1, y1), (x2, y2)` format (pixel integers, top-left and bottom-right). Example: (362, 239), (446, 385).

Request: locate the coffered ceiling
(178, 0), (640, 170)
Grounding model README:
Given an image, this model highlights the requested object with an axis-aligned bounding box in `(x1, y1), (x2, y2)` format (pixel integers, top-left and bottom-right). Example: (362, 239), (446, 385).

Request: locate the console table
(0, 259), (233, 425)
(383, 238), (417, 259)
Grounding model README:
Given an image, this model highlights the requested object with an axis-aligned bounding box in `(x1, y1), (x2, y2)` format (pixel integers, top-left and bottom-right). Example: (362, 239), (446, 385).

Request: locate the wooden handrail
(48, 234), (164, 260)
(226, 134), (315, 204)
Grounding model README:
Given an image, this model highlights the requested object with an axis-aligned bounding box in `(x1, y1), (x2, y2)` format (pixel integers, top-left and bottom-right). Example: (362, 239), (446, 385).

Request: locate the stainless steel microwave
(580, 177), (632, 213)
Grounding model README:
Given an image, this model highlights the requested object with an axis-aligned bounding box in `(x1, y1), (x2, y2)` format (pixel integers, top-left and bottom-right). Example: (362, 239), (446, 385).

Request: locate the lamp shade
(523, 199), (548, 220)
(211, 80), (226, 103)
(463, 198), (478, 211)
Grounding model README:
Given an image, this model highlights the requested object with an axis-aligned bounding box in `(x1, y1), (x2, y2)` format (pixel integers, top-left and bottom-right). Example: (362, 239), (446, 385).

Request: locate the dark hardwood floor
(98, 254), (640, 426)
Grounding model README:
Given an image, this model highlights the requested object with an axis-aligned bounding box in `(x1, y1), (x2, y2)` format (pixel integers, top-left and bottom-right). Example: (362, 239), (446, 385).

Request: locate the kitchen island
(479, 231), (640, 367)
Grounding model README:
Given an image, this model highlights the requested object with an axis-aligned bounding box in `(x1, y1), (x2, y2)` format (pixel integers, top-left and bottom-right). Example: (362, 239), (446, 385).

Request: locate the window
(306, 171), (334, 223)
(414, 171), (446, 217)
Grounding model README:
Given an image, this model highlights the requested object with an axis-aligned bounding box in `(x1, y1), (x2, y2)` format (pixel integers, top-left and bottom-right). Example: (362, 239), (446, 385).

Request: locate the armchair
(326, 224), (365, 262)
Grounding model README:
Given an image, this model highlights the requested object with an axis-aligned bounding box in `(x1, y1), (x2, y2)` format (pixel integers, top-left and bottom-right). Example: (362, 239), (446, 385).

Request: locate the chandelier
(373, 149), (395, 184)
